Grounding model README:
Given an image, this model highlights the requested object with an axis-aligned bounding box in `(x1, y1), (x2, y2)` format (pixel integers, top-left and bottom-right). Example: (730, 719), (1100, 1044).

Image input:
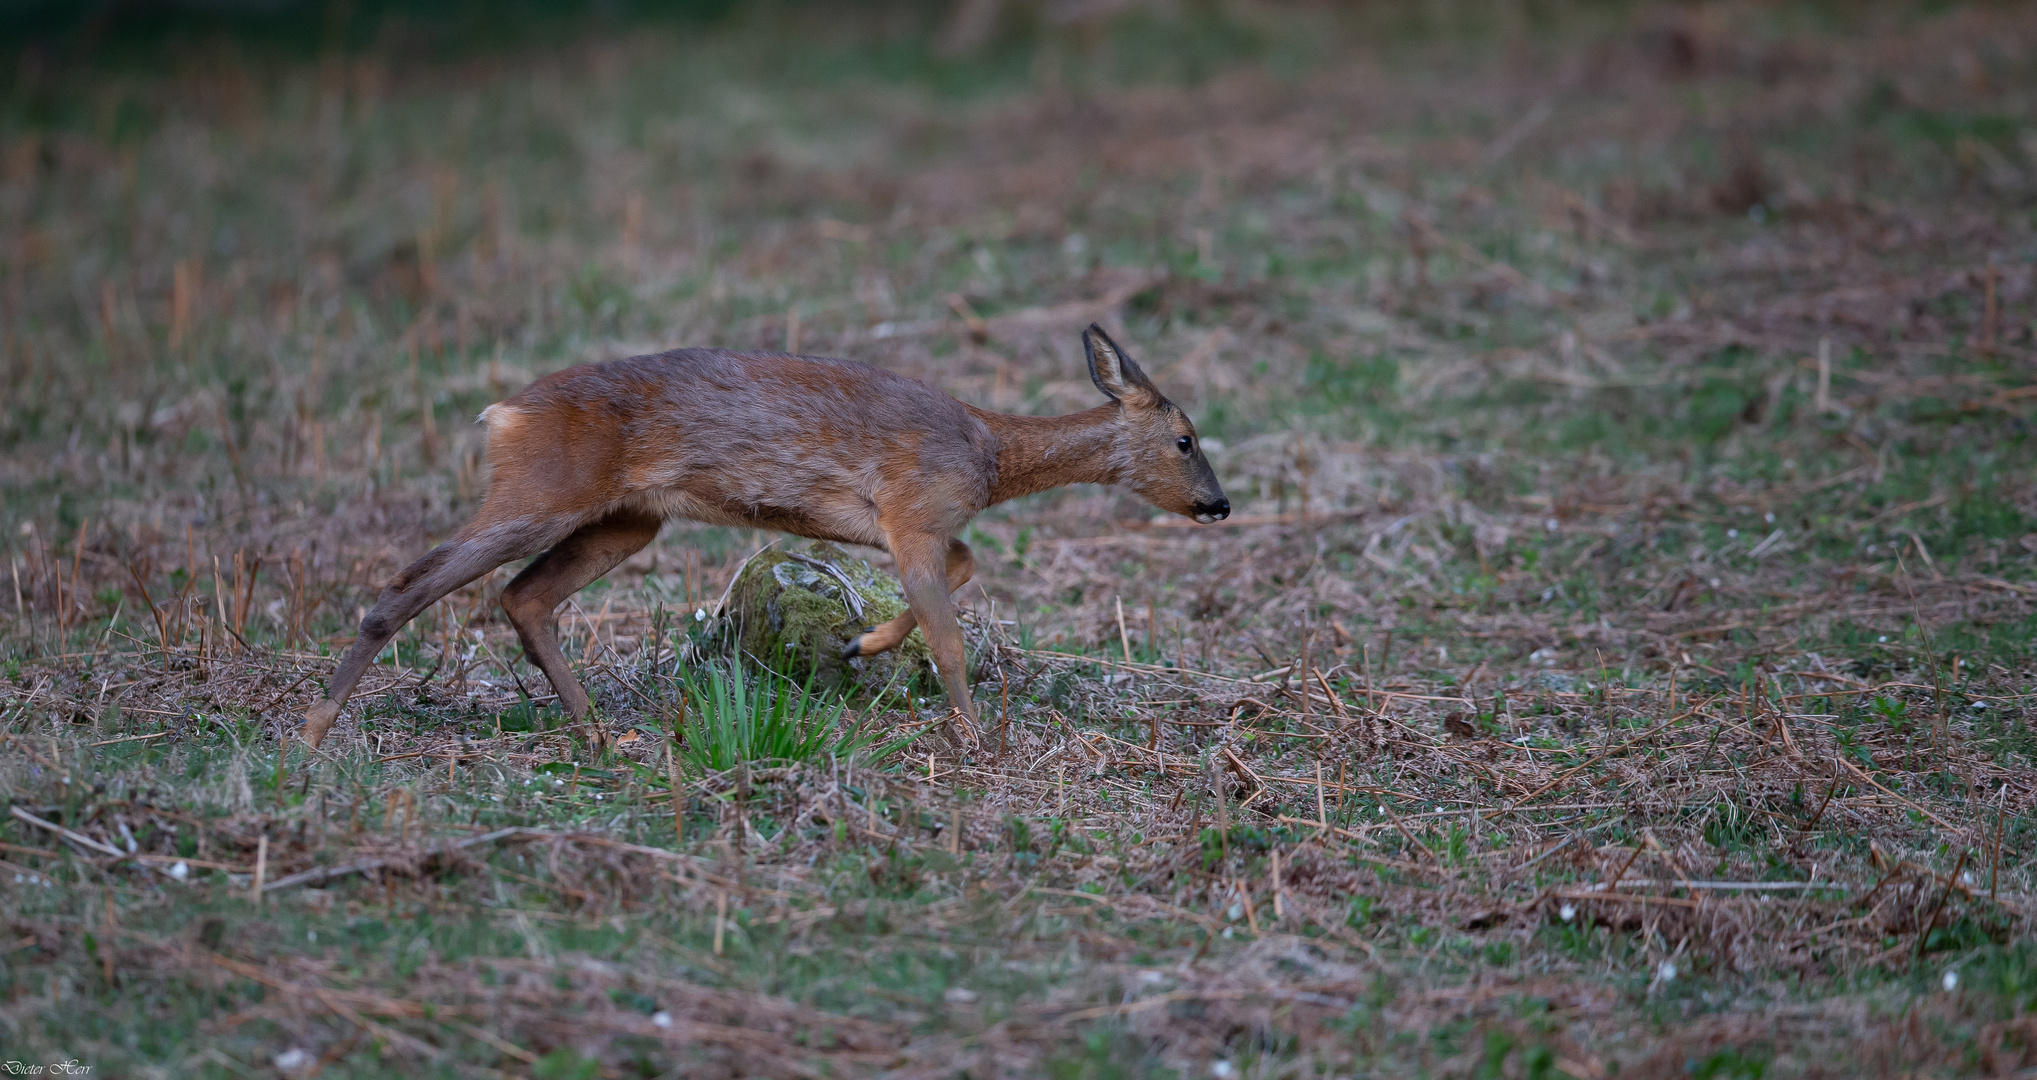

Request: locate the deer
(299, 323), (1228, 749)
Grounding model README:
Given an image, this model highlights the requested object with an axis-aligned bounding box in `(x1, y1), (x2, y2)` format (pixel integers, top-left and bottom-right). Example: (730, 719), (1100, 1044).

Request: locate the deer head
(1083, 323), (1230, 524)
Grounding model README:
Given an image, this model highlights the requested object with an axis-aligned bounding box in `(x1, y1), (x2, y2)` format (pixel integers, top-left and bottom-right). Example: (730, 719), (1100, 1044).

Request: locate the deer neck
(971, 405), (1123, 506)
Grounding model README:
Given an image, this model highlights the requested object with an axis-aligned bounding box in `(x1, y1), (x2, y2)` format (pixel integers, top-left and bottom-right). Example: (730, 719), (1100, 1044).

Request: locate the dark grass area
(5, 1), (2037, 1076)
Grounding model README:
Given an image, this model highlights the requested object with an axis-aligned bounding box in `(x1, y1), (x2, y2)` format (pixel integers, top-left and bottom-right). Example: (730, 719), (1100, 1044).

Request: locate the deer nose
(1193, 498), (1230, 523)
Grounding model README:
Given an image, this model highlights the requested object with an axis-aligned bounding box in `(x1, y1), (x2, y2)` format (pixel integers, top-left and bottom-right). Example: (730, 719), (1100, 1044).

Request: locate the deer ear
(1083, 324), (1161, 409)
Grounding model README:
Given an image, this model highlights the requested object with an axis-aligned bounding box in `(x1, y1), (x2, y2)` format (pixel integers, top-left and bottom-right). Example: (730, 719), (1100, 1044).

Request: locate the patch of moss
(724, 542), (934, 692)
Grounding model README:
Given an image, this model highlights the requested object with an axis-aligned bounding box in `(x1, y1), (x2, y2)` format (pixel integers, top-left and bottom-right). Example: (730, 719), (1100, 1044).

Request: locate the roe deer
(300, 323), (1228, 748)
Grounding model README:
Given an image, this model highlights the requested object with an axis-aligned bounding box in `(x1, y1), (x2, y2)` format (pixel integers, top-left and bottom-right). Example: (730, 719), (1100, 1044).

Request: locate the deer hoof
(302, 700), (341, 748)
(841, 631), (872, 660)
(945, 708), (982, 752)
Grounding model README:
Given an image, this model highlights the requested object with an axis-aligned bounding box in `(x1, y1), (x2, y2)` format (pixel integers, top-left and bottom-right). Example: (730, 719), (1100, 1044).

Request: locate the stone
(721, 541), (934, 691)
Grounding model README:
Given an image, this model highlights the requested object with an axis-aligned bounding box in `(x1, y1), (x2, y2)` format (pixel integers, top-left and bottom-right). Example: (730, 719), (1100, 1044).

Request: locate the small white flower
(1727, 528), (1739, 538)
(274, 1048), (312, 1071)
(1559, 903), (1576, 923)
(1765, 512), (1775, 524)
(694, 609), (707, 622)
(1211, 1061), (1235, 1078)
(1943, 969), (1959, 992)
(651, 1010), (674, 1029)
(943, 986), (979, 1004)
(1656, 960), (1677, 982)
(307, 930), (317, 942)
(169, 860), (190, 882)
(1878, 636), (1887, 643)
(1226, 903), (1244, 922)
(1971, 701), (1988, 710)
(1545, 518), (1559, 532)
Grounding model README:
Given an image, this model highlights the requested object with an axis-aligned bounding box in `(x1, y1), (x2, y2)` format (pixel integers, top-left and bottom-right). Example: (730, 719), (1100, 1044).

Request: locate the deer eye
(1176, 436), (1194, 454)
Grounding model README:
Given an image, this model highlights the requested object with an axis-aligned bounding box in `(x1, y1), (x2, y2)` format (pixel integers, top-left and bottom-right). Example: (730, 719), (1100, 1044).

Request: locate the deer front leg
(840, 537), (974, 659)
(885, 533), (980, 749)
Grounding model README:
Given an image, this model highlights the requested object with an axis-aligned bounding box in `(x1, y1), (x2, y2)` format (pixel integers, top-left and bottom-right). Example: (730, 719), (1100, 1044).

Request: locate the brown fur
(299, 324), (1227, 749)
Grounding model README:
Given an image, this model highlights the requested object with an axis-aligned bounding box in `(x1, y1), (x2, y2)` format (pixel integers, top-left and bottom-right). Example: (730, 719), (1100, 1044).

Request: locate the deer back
(476, 349), (1000, 543)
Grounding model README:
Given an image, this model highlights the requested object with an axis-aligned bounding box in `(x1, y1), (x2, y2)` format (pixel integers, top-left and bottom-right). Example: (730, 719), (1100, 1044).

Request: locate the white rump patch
(478, 403), (521, 432)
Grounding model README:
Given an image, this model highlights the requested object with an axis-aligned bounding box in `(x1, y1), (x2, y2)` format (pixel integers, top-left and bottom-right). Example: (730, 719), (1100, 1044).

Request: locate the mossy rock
(723, 542), (933, 691)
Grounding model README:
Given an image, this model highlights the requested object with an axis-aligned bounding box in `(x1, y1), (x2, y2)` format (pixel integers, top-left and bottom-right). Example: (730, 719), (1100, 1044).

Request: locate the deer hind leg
(499, 508), (662, 747)
(303, 519), (559, 747)
(840, 537), (974, 660)
(883, 533), (980, 748)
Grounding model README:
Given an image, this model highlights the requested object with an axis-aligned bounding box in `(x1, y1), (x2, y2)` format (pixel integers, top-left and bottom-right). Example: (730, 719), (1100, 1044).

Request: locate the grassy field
(5, 2), (2037, 1076)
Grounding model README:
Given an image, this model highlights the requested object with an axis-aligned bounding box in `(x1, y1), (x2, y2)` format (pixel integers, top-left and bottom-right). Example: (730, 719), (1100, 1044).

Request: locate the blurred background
(6, 0), (2035, 641)
(7, 0), (2033, 548)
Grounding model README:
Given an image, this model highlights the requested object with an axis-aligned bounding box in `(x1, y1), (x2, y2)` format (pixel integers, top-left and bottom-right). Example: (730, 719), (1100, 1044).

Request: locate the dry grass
(5, 2), (2037, 1076)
